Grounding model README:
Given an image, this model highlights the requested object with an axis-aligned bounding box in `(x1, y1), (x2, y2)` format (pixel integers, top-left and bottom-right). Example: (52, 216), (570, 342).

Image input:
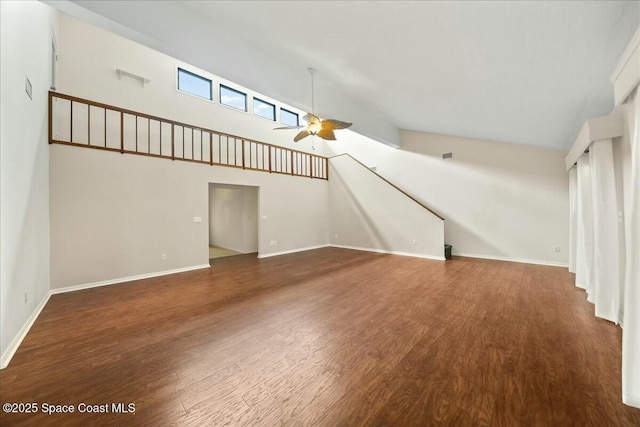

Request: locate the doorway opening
(208, 183), (259, 263)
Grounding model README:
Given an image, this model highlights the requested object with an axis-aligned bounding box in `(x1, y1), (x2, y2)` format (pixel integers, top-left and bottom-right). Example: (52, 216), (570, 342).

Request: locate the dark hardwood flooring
(1, 248), (638, 426)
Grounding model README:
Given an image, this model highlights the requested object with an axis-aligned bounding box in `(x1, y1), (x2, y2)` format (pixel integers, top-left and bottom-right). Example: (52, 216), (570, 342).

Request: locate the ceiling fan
(274, 68), (352, 142)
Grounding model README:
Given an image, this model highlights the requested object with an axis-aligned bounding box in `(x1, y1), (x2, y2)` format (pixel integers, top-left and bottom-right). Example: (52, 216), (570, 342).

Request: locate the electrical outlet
(161, 253), (167, 260)
(334, 233), (338, 239)
(553, 246), (560, 253)
(412, 239), (417, 245)
(193, 216), (202, 223)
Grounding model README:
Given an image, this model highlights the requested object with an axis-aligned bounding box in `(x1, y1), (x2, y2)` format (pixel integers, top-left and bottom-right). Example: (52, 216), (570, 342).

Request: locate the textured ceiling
(55, 1), (639, 149)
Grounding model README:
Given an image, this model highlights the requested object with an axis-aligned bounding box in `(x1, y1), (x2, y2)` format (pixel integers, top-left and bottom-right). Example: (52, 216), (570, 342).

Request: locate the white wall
(55, 13), (318, 155)
(50, 145), (328, 288)
(209, 184), (258, 254)
(323, 129), (569, 266)
(329, 155), (444, 259)
(50, 13), (329, 289)
(0, 1), (57, 366)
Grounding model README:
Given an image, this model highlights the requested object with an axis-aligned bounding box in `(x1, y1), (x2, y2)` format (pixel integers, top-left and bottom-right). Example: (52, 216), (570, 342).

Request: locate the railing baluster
(209, 133), (213, 165)
(269, 146), (272, 173)
(88, 105), (91, 146)
(48, 92), (53, 144)
(309, 154), (312, 178)
(120, 111), (124, 153)
(171, 123), (175, 160)
(135, 115), (138, 152)
(191, 128), (194, 160)
(291, 151), (294, 175)
(104, 108), (107, 148)
(242, 139), (246, 169)
(70, 101), (73, 143)
(148, 119), (151, 154)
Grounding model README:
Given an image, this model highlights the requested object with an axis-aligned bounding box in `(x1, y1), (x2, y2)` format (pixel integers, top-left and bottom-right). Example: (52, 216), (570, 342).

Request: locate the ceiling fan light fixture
(306, 116), (322, 135)
(273, 68), (352, 142)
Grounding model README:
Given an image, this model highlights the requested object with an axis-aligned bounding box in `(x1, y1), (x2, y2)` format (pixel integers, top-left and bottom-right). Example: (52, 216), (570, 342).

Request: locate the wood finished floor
(1, 248), (638, 426)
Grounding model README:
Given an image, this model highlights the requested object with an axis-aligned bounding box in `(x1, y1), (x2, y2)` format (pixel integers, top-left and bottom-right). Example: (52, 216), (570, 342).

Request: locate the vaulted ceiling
(50, 1), (639, 150)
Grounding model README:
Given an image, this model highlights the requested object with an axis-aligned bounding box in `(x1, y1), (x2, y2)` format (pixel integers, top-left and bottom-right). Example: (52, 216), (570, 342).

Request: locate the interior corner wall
(0, 1), (57, 365)
(323, 129), (569, 266)
(49, 12), (329, 289)
(209, 184), (259, 254)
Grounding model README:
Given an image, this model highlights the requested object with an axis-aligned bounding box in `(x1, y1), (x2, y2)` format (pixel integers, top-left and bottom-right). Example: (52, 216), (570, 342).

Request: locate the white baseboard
(455, 252), (568, 267)
(257, 244), (330, 259)
(1, 263), (211, 370)
(50, 264), (211, 295)
(330, 244), (445, 261)
(1, 292), (51, 369)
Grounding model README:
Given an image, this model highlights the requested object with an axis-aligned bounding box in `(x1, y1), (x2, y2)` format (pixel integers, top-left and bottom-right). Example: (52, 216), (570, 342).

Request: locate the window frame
(177, 68), (213, 101)
(219, 84), (248, 112)
(280, 107), (299, 127)
(253, 97), (276, 121)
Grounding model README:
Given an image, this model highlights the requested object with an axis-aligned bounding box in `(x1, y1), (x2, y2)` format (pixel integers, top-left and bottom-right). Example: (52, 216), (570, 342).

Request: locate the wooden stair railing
(329, 153), (444, 221)
(48, 91), (328, 180)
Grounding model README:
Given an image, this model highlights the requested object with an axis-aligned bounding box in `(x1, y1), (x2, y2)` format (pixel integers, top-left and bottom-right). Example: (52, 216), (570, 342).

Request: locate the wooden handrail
(48, 91), (328, 180)
(329, 153), (444, 221)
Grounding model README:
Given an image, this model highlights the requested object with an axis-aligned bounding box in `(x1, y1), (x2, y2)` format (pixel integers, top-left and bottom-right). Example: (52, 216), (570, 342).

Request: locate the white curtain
(569, 166), (578, 273)
(622, 90), (640, 408)
(589, 139), (621, 323)
(575, 154), (594, 301)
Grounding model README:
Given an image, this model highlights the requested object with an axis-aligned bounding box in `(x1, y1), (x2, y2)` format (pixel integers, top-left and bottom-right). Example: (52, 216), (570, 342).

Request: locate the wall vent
(442, 152), (453, 159)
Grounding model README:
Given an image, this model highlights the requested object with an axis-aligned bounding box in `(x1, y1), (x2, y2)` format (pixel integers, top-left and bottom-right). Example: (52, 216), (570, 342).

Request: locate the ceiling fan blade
(322, 119), (352, 130)
(273, 125), (305, 130)
(317, 129), (336, 141)
(294, 130), (311, 142)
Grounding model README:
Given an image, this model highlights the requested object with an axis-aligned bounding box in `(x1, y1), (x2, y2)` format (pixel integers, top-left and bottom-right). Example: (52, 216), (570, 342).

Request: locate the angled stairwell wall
(329, 154), (445, 260)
